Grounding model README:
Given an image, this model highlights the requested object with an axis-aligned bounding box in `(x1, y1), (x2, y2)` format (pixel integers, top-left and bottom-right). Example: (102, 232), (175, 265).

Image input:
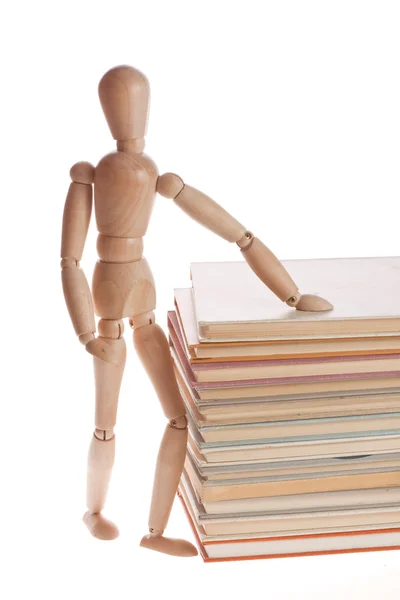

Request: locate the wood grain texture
(61, 179), (97, 339)
(133, 321), (197, 556)
(94, 336), (126, 431)
(296, 293), (333, 312)
(96, 234), (143, 262)
(97, 318), (124, 339)
(84, 435), (119, 540)
(61, 182), (92, 261)
(61, 63), (335, 556)
(164, 180), (247, 242)
(70, 161), (95, 185)
(117, 138), (145, 154)
(241, 237), (299, 302)
(176, 184), (247, 242)
(94, 151), (158, 237)
(61, 266), (96, 336)
(83, 511), (119, 541)
(140, 532), (198, 557)
(146, 423), (188, 532)
(157, 172), (184, 198)
(133, 323), (186, 420)
(92, 258), (156, 320)
(98, 65), (150, 140)
(86, 434), (116, 514)
(85, 335), (119, 363)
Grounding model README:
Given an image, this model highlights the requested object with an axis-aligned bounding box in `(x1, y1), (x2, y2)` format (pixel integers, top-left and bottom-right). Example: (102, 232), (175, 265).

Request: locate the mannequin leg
(132, 311), (197, 557)
(83, 319), (126, 540)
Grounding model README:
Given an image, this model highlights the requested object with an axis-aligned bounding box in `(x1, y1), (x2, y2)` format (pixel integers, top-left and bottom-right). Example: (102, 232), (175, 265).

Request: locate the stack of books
(169, 257), (400, 562)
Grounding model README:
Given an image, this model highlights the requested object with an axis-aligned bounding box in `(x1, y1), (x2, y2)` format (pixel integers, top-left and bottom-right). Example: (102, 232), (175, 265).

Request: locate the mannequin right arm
(157, 173), (333, 311)
(61, 162), (116, 363)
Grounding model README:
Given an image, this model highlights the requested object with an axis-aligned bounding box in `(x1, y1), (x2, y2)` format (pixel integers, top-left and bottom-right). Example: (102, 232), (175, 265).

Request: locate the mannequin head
(98, 65), (150, 141)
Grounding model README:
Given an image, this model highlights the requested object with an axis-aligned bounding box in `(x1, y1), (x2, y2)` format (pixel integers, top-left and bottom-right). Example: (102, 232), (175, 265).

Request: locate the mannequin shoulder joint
(70, 161), (95, 184)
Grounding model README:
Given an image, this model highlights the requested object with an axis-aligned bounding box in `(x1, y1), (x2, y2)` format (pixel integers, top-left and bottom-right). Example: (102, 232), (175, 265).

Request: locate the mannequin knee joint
(129, 311), (156, 330)
(169, 415), (188, 430)
(94, 428), (114, 441)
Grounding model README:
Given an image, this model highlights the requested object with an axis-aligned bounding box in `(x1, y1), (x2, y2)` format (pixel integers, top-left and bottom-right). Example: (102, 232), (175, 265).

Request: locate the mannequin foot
(293, 294), (333, 312)
(83, 511), (119, 540)
(140, 533), (198, 557)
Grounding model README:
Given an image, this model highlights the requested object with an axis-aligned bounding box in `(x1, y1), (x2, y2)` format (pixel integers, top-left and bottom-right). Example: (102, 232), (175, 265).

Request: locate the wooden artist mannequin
(61, 65), (333, 558)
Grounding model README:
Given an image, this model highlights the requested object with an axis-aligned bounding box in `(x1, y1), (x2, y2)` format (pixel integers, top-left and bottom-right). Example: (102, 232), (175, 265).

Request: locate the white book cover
(190, 257), (400, 341)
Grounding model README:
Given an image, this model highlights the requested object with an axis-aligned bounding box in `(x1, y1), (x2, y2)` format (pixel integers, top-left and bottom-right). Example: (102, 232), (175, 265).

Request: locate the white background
(2, 1), (400, 598)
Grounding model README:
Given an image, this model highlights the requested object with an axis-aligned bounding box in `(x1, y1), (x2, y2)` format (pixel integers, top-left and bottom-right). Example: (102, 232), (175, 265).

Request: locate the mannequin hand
(293, 294), (333, 312)
(85, 336), (118, 363)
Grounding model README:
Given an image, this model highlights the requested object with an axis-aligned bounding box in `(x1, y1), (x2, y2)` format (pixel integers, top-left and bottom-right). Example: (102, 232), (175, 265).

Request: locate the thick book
(186, 353), (400, 384)
(184, 452), (400, 502)
(175, 288), (400, 360)
(193, 375), (400, 401)
(175, 361), (400, 424)
(186, 410), (400, 444)
(188, 426), (400, 465)
(190, 451), (400, 481)
(178, 485), (400, 561)
(169, 310), (400, 400)
(190, 257), (400, 341)
(170, 309), (400, 382)
(184, 469), (400, 515)
(180, 471), (400, 537)
(169, 309), (400, 382)
(169, 310), (400, 383)
(175, 364), (400, 426)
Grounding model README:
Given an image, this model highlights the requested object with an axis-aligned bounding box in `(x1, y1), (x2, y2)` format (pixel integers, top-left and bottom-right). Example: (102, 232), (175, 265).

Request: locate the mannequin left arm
(157, 173), (332, 312)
